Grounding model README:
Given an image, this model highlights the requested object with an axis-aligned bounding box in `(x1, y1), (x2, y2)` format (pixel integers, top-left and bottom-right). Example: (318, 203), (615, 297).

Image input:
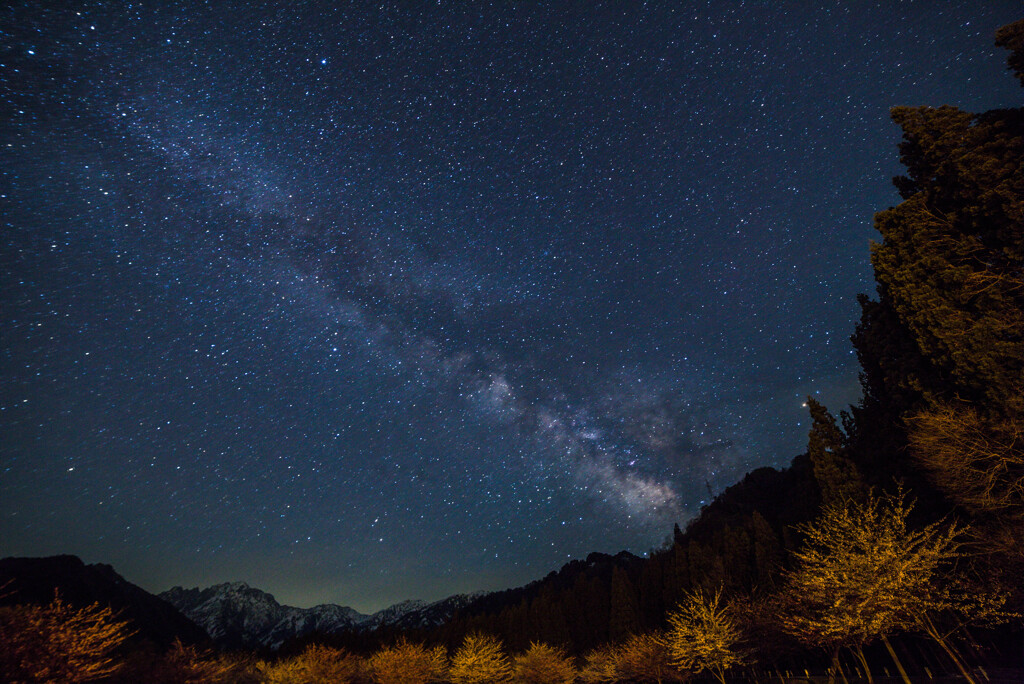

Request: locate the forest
(1, 16), (1022, 684)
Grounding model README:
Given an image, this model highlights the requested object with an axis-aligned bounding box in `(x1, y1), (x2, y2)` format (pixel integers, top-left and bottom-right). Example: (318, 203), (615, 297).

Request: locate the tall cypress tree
(850, 20), (1024, 537)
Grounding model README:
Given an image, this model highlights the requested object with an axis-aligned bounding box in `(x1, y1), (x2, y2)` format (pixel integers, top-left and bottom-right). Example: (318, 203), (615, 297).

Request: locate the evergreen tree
(608, 566), (641, 642)
(806, 398), (866, 506)
(638, 559), (665, 631)
(996, 18), (1024, 86)
(850, 21), (1024, 540)
(748, 511), (783, 589)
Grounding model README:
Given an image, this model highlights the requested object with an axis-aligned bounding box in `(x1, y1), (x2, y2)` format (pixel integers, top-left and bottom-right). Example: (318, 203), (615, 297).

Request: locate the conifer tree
(608, 566), (642, 642)
(806, 398), (866, 507)
(850, 20), (1024, 544)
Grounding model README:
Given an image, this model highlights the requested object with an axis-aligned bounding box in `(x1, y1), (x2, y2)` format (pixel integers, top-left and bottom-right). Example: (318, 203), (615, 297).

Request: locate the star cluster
(1, 2), (1020, 611)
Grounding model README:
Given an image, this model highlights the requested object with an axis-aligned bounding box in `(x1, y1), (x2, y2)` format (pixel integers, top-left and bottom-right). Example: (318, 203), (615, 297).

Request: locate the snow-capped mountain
(368, 593), (485, 630)
(159, 582), (366, 649)
(159, 582), (482, 649)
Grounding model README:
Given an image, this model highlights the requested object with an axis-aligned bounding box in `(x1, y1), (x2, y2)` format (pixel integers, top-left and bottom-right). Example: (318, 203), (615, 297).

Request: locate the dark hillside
(0, 555), (210, 648)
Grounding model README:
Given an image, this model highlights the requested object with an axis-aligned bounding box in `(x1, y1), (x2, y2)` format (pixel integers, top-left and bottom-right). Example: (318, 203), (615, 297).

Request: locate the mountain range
(0, 553), (491, 651)
(159, 581), (482, 649)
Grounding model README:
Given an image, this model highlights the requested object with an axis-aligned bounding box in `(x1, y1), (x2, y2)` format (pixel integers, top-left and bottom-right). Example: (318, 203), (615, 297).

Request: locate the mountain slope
(0, 555), (209, 648)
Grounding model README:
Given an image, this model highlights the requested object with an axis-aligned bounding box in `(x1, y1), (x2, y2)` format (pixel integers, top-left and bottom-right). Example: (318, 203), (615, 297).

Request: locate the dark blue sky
(2, 2), (1021, 611)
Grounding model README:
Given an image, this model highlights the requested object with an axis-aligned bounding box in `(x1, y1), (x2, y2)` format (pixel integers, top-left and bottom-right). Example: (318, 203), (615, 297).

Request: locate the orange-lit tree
(0, 594), (134, 683)
(449, 632), (514, 684)
(665, 588), (747, 684)
(261, 644), (363, 684)
(367, 638), (448, 684)
(613, 632), (680, 684)
(512, 641), (576, 684)
(780, 490), (987, 684)
(578, 645), (619, 684)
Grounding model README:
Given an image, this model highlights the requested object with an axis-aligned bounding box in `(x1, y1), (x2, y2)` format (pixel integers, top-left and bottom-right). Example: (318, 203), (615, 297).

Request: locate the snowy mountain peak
(159, 583), (478, 649)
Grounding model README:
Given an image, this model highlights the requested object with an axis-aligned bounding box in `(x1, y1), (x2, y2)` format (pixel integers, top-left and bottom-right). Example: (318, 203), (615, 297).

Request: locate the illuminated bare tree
(665, 588), (747, 684)
(512, 641), (576, 684)
(780, 490), (1003, 684)
(578, 645), (619, 684)
(449, 633), (514, 684)
(0, 594), (134, 683)
(367, 639), (448, 684)
(614, 632), (680, 684)
(910, 404), (1024, 525)
(147, 639), (252, 684)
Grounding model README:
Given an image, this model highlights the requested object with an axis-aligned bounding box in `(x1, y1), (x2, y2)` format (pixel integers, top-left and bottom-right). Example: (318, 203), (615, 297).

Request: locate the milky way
(2, 2), (1020, 610)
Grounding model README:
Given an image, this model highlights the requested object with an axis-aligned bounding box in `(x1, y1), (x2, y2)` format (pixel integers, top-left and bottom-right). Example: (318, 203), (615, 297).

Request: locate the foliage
(261, 644), (363, 684)
(512, 641), (576, 684)
(0, 595), (134, 683)
(367, 638), (448, 684)
(613, 632), (680, 684)
(995, 18), (1024, 86)
(665, 588), (747, 684)
(805, 398), (866, 507)
(909, 405), (1024, 522)
(578, 645), (619, 683)
(852, 55), (1024, 516)
(779, 489), (1007, 683)
(608, 566), (641, 641)
(449, 632), (514, 684)
(136, 639), (252, 684)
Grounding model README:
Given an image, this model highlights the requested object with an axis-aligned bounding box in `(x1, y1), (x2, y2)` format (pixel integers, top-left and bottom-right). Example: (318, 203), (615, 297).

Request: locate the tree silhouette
(851, 19), (1023, 547)
(995, 18), (1024, 85)
(608, 566), (641, 642)
(806, 398), (866, 507)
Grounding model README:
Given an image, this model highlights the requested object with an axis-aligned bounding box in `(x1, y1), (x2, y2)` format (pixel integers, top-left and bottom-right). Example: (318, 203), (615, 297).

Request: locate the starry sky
(2, 2), (1021, 612)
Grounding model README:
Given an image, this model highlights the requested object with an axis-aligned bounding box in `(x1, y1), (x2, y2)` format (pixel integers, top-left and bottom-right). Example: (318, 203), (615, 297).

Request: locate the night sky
(2, 2), (1021, 612)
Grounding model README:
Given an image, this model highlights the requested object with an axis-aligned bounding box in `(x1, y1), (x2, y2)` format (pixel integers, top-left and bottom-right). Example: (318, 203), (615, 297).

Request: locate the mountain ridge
(159, 580), (485, 649)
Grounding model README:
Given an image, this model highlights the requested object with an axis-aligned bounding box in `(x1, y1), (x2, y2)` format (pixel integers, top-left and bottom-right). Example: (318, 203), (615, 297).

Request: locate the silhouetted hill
(0, 555), (209, 648)
(412, 453), (821, 654)
(683, 453), (820, 546)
